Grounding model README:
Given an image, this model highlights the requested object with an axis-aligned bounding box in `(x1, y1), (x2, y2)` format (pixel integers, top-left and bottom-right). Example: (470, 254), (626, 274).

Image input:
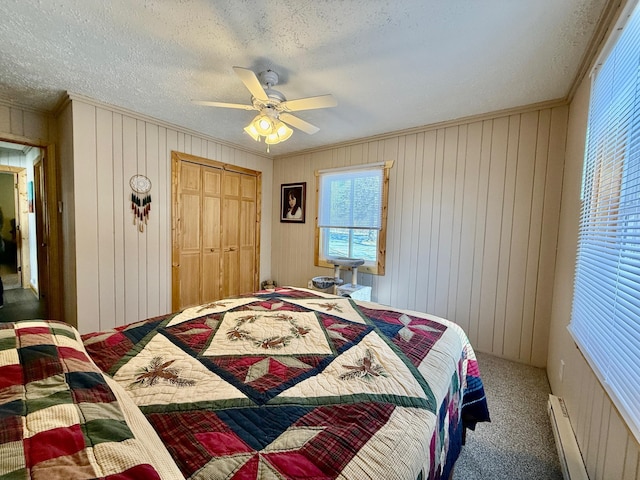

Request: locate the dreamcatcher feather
(130, 175), (152, 232)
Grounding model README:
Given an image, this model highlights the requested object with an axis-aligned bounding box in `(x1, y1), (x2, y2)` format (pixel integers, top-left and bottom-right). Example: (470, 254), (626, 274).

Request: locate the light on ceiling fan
(244, 113), (293, 148)
(243, 123), (261, 141)
(255, 115), (275, 135)
(265, 121), (293, 145)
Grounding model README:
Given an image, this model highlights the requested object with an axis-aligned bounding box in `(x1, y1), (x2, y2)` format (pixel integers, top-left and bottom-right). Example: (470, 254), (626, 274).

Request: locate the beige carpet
(454, 352), (563, 480)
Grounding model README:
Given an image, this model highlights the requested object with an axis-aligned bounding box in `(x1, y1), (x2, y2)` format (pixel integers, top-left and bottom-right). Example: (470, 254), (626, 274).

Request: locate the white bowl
(312, 276), (344, 290)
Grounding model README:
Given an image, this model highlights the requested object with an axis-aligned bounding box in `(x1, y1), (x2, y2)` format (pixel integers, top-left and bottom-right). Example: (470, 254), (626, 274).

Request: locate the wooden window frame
(314, 160), (393, 275)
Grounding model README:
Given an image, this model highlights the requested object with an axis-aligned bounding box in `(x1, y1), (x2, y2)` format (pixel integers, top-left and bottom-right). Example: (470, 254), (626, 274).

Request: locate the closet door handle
(224, 247), (237, 252)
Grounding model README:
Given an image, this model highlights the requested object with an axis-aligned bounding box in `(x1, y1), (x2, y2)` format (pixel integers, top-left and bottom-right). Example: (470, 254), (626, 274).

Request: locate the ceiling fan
(193, 67), (337, 148)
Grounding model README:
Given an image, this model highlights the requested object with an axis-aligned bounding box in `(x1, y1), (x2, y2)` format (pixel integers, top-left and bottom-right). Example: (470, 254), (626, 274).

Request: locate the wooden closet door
(172, 151), (260, 311)
(222, 171), (240, 298)
(222, 171), (258, 299)
(202, 168), (222, 303)
(176, 163), (202, 309)
(176, 163), (223, 309)
(239, 175), (257, 294)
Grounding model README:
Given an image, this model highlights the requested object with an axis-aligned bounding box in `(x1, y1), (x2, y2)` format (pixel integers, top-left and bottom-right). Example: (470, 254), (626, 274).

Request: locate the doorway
(0, 172), (20, 291)
(0, 141), (46, 321)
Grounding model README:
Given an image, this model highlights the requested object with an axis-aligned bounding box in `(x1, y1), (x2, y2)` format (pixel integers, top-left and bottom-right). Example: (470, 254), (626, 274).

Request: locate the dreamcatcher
(130, 174), (152, 232)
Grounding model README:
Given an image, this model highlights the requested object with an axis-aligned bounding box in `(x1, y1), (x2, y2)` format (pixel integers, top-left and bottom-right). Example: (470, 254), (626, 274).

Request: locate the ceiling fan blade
(280, 94), (337, 112)
(280, 113), (320, 135)
(192, 100), (257, 111)
(233, 66), (269, 102)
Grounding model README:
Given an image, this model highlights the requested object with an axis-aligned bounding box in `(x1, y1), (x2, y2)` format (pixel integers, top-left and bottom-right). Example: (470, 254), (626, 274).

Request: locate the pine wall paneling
(57, 101), (77, 326)
(73, 101), (100, 333)
(0, 101), (53, 146)
(67, 97), (273, 333)
(273, 105), (567, 367)
(547, 61), (640, 480)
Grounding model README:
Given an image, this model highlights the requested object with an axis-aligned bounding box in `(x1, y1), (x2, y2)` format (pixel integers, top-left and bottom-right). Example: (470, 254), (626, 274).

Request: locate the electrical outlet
(559, 360), (565, 382)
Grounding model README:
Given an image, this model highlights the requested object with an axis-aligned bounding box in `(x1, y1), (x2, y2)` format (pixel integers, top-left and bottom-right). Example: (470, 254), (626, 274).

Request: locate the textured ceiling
(0, 0), (609, 156)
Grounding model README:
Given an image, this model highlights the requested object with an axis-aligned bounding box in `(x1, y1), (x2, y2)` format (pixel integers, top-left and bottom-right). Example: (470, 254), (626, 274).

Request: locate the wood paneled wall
(0, 100), (53, 145)
(66, 96), (273, 333)
(548, 59), (640, 480)
(273, 105), (568, 367)
(57, 102), (77, 326)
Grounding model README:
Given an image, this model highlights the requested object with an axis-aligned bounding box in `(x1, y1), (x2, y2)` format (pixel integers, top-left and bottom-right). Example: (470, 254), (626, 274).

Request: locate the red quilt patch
(27, 424), (85, 464)
(0, 364), (23, 390)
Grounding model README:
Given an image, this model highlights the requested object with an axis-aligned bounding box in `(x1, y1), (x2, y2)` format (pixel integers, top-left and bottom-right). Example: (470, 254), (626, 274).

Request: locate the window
(569, 0), (640, 443)
(315, 161), (393, 275)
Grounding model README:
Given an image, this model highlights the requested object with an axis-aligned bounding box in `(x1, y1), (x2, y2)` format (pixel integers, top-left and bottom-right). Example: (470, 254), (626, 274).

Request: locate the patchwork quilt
(82, 287), (490, 480)
(0, 320), (175, 479)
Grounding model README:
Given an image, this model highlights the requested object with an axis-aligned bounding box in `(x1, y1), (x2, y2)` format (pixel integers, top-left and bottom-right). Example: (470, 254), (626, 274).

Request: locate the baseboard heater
(548, 394), (589, 480)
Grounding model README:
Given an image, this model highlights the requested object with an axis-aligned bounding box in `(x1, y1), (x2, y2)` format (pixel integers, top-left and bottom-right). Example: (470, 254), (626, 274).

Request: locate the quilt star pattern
(83, 287), (489, 480)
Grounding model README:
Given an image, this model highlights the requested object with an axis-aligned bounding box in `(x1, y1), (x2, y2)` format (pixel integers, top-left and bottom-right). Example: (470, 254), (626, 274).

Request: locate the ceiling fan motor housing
(261, 105), (279, 119)
(259, 69), (279, 88)
(252, 89), (286, 111)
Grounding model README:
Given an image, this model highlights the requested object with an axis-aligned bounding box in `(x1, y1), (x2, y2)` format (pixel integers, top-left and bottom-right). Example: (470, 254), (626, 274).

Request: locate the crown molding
(274, 97), (568, 159)
(0, 97), (53, 117)
(566, 0), (626, 102)
(64, 92), (271, 160)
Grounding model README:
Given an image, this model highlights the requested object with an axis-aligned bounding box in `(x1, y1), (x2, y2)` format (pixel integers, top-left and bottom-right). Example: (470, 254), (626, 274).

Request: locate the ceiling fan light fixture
(275, 121), (293, 141)
(250, 114), (274, 136)
(245, 113), (293, 148)
(265, 121), (293, 145)
(264, 134), (278, 145)
(244, 123), (261, 141)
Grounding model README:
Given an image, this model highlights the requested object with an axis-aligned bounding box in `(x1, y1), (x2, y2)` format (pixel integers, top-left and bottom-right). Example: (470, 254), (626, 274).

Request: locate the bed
(0, 286), (489, 479)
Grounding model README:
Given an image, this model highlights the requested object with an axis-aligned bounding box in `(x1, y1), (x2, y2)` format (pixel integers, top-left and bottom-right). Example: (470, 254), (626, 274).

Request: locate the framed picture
(280, 182), (306, 223)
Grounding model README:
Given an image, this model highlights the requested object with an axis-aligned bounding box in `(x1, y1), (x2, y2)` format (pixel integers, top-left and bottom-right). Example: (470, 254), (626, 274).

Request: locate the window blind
(569, 0), (640, 444)
(318, 165), (383, 229)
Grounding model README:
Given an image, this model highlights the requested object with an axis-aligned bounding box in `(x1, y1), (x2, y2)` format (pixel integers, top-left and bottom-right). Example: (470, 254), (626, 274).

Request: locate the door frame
(0, 140), (63, 320)
(34, 157), (48, 302)
(171, 151), (262, 310)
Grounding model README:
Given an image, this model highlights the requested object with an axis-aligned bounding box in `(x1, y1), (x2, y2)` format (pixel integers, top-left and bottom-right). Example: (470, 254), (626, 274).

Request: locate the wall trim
(0, 97), (53, 117)
(273, 98), (568, 158)
(64, 92), (272, 161)
(566, 0), (627, 103)
(62, 93), (569, 162)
